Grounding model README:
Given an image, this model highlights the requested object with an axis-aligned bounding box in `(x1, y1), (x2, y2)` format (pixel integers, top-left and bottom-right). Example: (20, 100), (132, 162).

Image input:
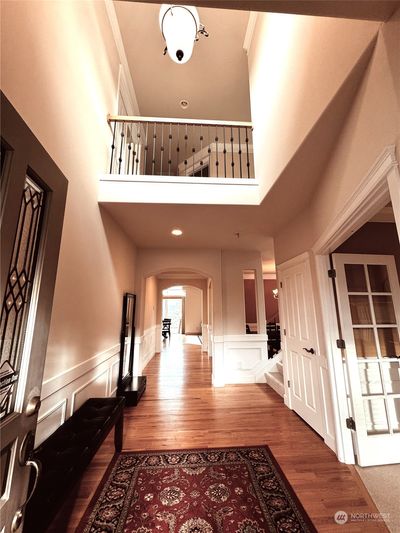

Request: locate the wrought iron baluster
(184, 123), (188, 175)
(160, 123), (164, 176)
(230, 126), (234, 178)
(135, 122), (141, 175)
(176, 123), (180, 175)
(118, 122), (125, 175)
(199, 126), (204, 177)
(127, 142), (131, 175)
(144, 122), (149, 174)
(215, 126), (219, 178)
(168, 123), (172, 176)
(192, 124), (195, 177)
(208, 125), (211, 175)
(110, 120), (117, 173)
(152, 122), (157, 175)
(223, 126), (227, 178)
(238, 127), (242, 179)
(246, 127), (250, 179)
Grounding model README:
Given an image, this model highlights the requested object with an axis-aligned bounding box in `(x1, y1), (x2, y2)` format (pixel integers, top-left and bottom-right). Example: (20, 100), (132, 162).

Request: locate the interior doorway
(162, 297), (184, 335)
(313, 147), (400, 466)
(330, 205), (400, 467)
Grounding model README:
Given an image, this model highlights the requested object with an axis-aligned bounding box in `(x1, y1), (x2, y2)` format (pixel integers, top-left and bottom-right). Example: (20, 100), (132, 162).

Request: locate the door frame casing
(312, 144), (400, 464)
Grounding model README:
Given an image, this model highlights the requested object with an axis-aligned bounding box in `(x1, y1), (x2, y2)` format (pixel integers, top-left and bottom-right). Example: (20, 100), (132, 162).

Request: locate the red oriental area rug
(77, 446), (316, 533)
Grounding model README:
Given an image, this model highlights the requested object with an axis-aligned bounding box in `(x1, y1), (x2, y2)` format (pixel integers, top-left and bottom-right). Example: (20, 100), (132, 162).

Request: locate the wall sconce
(272, 289), (279, 299)
(159, 4), (209, 64)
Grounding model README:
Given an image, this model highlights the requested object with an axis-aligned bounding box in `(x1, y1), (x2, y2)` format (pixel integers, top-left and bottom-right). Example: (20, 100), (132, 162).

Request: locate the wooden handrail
(107, 114), (252, 129)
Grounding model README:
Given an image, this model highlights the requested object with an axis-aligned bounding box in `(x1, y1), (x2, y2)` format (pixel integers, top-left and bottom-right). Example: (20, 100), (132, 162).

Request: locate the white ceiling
(114, 1), (251, 121)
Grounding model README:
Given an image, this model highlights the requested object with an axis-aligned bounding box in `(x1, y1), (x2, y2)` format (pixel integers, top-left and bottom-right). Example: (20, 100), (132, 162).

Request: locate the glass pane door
(333, 253), (400, 465)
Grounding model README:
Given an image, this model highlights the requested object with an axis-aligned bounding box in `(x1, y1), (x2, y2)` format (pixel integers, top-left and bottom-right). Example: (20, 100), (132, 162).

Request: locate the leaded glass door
(333, 253), (400, 466)
(0, 93), (67, 531)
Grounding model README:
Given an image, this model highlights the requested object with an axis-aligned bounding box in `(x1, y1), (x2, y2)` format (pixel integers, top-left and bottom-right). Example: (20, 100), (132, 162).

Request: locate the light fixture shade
(159, 4), (200, 64)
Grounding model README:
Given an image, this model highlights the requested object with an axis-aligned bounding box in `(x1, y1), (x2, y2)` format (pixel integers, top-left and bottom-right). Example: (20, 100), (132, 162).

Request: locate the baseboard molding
(135, 325), (157, 373)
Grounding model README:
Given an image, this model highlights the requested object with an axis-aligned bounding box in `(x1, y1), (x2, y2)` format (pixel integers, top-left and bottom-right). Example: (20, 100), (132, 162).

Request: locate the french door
(0, 93), (67, 531)
(333, 253), (400, 466)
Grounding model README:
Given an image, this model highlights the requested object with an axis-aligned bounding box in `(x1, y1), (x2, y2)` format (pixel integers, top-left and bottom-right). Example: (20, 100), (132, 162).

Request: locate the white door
(0, 94), (67, 531)
(333, 253), (400, 466)
(278, 254), (324, 435)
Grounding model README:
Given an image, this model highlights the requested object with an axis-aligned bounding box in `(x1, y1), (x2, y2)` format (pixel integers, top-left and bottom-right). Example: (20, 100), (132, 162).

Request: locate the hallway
(50, 338), (386, 532)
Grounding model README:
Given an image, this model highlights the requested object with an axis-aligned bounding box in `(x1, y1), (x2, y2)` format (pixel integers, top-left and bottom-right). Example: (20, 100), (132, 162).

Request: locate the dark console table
(118, 375), (147, 406)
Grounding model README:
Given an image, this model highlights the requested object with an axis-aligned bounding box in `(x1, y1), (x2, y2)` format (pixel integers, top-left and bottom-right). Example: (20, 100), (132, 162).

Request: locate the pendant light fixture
(159, 4), (208, 64)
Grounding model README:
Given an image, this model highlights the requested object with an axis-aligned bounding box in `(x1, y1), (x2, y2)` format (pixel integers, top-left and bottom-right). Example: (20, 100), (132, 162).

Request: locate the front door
(333, 253), (400, 466)
(278, 254), (324, 435)
(0, 93), (67, 532)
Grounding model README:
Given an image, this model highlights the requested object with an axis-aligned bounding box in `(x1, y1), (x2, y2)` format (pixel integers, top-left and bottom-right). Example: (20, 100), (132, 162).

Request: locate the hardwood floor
(47, 335), (387, 532)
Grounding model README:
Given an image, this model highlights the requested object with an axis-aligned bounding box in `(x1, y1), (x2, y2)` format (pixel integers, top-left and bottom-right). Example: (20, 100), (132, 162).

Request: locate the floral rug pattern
(78, 446), (316, 533)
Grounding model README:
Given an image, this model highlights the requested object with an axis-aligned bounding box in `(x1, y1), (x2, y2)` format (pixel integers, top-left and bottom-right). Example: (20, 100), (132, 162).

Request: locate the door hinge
(336, 339), (346, 349)
(287, 380), (290, 388)
(280, 281), (283, 288)
(283, 328), (286, 336)
(328, 269), (336, 278)
(346, 417), (356, 430)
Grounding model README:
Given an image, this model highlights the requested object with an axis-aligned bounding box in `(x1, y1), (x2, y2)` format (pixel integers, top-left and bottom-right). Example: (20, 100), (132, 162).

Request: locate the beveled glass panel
(354, 328), (377, 358)
(345, 264), (367, 292)
(349, 295), (372, 325)
(363, 397), (389, 435)
(389, 398), (400, 433)
(0, 442), (13, 499)
(0, 176), (45, 420)
(378, 328), (400, 358)
(381, 362), (400, 394)
(368, 264), (391, 293)
(359, 362), (383, 395)
(373, 295), (396, 325)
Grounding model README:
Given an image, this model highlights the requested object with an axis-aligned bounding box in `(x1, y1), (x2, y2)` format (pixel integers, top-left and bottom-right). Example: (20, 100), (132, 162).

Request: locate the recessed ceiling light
(171, 228), (183, 236)
(180, 99), (189, 109)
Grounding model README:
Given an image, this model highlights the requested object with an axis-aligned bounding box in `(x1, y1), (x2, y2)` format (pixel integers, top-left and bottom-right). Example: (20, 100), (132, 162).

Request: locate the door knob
(25, 396), (41, 417)
(303, 347), (315, 355)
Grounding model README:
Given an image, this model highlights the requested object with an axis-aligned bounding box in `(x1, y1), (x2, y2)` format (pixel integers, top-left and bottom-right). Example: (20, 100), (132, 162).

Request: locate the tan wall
(248, 12), (379, 198)
(1, 1), (137, 380)
(275, 10), (400, 264)
(184, 287), (202, 334)
(143, 276), (157, 331)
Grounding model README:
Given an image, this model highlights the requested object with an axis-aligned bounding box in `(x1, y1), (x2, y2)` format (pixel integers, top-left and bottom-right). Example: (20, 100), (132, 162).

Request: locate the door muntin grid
(344, 262), (400, 436)
(0, 175), (45, 420)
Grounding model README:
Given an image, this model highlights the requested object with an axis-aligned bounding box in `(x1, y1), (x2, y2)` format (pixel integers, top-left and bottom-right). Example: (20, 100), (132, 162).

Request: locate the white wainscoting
(134, 325), (157, 374)
(222, 335), (269, 384)
(36, 344), (120, 447)
(211, 334), (269, 385)
(201, 323), (209, 353)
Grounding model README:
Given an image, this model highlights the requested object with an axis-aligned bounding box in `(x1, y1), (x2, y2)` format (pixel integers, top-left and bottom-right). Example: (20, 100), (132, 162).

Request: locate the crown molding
(243, 11), (258, 55)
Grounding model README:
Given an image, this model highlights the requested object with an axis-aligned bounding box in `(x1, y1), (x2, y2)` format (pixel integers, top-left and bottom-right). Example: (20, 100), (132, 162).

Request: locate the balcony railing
(107, 115), (254, 179)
